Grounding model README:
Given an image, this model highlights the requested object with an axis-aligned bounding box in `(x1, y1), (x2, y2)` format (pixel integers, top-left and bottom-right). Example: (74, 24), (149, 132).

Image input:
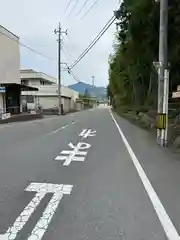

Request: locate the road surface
(0, 107), (180, 239)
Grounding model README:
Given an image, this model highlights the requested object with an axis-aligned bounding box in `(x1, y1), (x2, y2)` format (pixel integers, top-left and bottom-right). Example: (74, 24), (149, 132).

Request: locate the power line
(0, 30), (57, 62)
(66, 66), (81, 82)
(20, 42), (56, 62)
(69, 70), (81, 82)
(61, 48), (80, 83)
(69, 16), (115, 69)
(59, 61), (80, 82)
(77, 0), (90, 17)
(62, 44), (74, 61)
(64, 0), (73, 13)
(80, 0), (99, 20)
(69, 15), (115, 69)
(67, 0), (80, 19)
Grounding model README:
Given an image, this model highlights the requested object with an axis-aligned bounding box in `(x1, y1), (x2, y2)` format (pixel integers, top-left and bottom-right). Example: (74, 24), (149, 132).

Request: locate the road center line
(61, 125), (69, 129)
(47, 125), (69, 136)
(47, 120), (78, 136)
(109, 109), (180, 240)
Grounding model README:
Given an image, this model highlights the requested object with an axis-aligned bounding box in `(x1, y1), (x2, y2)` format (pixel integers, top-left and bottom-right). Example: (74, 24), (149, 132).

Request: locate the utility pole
(157, 0), (168, 145)
(54, 23), (67, 115)
(92, 76), (95, 87)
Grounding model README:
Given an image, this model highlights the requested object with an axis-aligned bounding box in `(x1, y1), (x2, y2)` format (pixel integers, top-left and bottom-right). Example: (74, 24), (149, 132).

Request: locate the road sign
(0, 87), (6, 93)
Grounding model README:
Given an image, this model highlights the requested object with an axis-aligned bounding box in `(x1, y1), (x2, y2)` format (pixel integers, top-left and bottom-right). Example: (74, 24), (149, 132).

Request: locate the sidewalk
(0, 112), (43, 124)
(113, 112), (180, 235)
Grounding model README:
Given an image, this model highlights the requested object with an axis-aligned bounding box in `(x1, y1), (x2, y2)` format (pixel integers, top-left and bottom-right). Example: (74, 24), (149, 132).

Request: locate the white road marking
(61, 125), (69, 129)
(27, 183), (73, 240)
(55, 142), (91, 166)
(0, 192), (45, 240)
(0, 183), (73, 240)
(47, 125), (69, 136)
(79, 129), (96, 138)
(109, 110), (180, 240)
(47, 120), (78, 136)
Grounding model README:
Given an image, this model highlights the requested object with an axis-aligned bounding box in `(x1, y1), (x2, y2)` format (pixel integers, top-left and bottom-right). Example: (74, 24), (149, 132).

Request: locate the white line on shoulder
(109, 109), (180, 240)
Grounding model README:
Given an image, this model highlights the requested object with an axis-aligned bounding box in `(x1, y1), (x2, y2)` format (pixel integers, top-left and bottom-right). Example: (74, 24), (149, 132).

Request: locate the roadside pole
(92, 76), (95, 88)
(54, 23), (67, 115)
(157, 0), (168, 146)
(164, 69), (169, 146)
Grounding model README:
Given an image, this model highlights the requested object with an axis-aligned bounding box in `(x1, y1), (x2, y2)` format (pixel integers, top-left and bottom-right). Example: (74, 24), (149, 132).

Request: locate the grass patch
(115, 107), (153, 130)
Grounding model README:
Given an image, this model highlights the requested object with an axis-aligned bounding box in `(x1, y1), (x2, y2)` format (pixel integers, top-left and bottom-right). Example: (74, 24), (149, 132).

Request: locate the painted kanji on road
(79, 129), (96, 139)
(55, 142), (91, 166)
(0, 183), (73, 240)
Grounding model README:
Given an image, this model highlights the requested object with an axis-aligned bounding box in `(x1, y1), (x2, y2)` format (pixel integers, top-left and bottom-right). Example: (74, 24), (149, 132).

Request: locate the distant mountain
(68, 82), (107, 101)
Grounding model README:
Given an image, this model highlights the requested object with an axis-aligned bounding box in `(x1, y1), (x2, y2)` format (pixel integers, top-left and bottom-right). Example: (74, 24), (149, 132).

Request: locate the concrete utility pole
(157, 0), (168, 145)
(54, 23), (67, 115)
(92, 76), (95, 87)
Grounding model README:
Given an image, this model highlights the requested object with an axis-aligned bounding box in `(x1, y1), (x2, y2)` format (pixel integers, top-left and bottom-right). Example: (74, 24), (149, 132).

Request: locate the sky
(0, 0), (119, 87)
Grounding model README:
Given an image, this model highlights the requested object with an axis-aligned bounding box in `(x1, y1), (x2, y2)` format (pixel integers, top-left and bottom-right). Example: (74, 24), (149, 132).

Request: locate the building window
(21, 80), (28, 85)
(23, 95), (34, 103)
(40, 80), (45, 85)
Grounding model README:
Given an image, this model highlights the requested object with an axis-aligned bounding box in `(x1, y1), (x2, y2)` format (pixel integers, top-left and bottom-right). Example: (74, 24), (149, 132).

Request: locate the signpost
(0, 87), (6, 93)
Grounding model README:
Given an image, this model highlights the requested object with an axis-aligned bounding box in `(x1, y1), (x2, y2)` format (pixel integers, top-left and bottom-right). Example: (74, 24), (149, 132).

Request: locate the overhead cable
(67, 0), (80, 19)
(0, 30), (57, 62)
(76, 0), (90, 17)
(80, 0), (99, 20)
(69, 15), (115, 69)
(70, 71), (81, 82)
(62, 45), (74, 61)
(67, 68), (81, 82)
(64, 0), (73, 13)
(19, 42), (57, 62)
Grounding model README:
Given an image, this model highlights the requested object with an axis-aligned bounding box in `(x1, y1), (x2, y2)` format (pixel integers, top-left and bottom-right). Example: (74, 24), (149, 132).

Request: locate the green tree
(108, 0), (180, 111)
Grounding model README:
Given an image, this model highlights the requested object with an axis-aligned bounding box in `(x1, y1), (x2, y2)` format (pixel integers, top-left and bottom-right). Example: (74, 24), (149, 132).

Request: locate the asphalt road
(0, 107), (180, 239)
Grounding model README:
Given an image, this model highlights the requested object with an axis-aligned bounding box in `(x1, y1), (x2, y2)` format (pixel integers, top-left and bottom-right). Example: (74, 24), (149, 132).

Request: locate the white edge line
(109, 109), (180, 240)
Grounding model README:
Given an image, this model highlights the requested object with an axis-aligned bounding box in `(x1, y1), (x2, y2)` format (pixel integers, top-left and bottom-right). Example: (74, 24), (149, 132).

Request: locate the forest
(108, 0), (180, 111)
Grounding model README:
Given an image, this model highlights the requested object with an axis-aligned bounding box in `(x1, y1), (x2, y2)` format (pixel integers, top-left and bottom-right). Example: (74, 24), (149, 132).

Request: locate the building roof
(0, 25), (19, 39)
(20, 69), (80, 96)
(0, 83), (38, 91)
(20, 69), (35, 73)
(20, 69), (57, 84)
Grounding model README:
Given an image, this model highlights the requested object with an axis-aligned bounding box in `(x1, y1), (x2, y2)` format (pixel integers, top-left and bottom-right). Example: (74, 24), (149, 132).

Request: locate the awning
(0, 83), (38, 91)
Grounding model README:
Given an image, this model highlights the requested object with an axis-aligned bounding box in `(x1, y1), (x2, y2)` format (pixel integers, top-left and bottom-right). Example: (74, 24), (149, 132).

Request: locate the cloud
(0, 0), (118, 86)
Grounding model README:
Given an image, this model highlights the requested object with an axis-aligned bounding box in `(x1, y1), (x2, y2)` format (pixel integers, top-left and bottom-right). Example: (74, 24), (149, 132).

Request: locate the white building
(0, 25), (36, 116)
(172, 85), (180, 99)
(21, 69), (81, 113)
